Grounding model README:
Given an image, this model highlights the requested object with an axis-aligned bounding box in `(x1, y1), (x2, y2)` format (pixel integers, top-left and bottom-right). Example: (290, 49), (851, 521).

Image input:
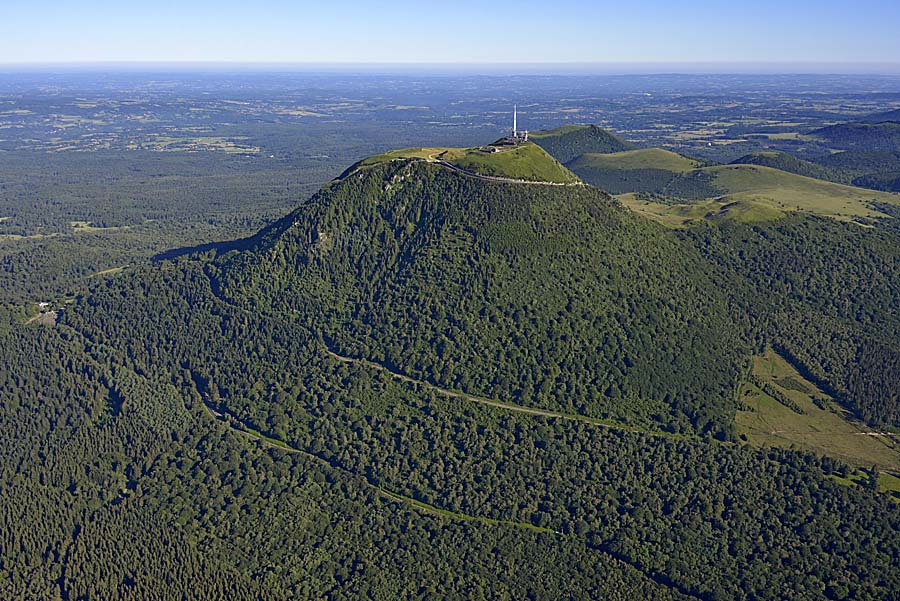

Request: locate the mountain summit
(214, 149), (742, 436)
(344, 141), (580, 184)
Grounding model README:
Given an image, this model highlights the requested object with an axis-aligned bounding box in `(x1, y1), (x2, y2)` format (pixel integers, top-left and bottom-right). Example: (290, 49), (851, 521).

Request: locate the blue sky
(2, 0), (899, 66)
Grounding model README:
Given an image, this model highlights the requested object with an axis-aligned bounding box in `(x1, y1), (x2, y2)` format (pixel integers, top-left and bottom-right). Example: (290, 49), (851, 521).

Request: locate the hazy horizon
(2, 61), (900, 76)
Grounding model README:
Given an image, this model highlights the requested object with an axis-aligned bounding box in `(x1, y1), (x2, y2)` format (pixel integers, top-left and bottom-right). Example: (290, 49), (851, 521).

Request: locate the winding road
(201, 398), (554, 533)
(323, 346), (678, 439)
(430, 160), (585, 187)
(352, 155), (585, 187)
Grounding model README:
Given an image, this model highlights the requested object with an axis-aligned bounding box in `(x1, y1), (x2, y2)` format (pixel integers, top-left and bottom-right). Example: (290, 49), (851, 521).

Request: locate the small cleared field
(25, 310), (57, 326)
(70, 220), (131, 233)
(736, 348), (900, 471)
(90, 265), (127, 277)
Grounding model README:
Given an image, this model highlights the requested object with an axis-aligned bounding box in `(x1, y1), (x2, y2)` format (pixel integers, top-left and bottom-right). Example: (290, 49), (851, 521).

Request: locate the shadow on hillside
(152, 236), (254, 262)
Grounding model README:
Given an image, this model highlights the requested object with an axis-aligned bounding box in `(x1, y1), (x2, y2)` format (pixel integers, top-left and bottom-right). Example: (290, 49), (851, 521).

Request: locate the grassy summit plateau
(350, 141), (580, 184)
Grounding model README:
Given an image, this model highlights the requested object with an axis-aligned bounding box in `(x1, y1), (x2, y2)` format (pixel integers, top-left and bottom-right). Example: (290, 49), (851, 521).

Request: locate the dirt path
(323, 347), (679, 439)
(431, 160), (584, 187)
(200, 399), (554, 533)
(362, 157), (584, 187)
(201, 397), (710, 598)
(25, 311), (57, 326)
(326, 348), (573, 418)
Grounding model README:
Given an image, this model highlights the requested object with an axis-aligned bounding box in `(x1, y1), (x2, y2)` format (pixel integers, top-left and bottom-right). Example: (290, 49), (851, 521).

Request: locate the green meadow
(736, 348), (900, 471)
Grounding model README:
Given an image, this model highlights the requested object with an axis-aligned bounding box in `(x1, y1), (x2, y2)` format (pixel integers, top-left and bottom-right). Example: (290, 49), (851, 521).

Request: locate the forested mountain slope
(534, 134), (900, 428)
(812, 150), (900, 192)
(4, 310), (671, 600)
(864, 108), (900, 122)
(685, 214), (900, 427)
(212, 158), (743, 436)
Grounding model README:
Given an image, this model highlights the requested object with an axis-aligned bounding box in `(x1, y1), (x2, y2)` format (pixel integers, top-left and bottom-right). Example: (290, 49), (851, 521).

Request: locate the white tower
(513, 104), (517, 137)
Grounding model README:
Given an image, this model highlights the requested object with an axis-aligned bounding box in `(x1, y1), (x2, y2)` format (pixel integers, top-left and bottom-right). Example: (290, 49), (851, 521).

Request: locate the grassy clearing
(70, 221), (131, 233)
(90, 266), (127, 277)
(620, 195), (784, 228)
(613, 157), (900, 224)
(827, 472), (900, 502)
(827, 472), (866, 488)
(879, 473), (900, 502)
(736, 348), (900, 470)
(453, 143), (580, 183)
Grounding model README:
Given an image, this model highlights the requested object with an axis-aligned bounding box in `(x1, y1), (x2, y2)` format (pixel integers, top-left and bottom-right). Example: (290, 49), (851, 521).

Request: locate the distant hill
(811, 150), (900, 192)
(530, 125), (634, 163)
(808, 121), (900, 152)
(862, 108), (900, 123)
(574, 148), (701, 172)
(730, 151), (851, 184)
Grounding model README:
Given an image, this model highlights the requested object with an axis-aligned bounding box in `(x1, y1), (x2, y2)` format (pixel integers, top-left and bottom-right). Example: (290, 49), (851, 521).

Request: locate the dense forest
(3, 313), (682, 600)
(808, 121), (900, 153)
(4, 113), (900, 598)
(51, 236), (900, 600)
(684, 214), (900, 426)
(811, 150), (900, 192)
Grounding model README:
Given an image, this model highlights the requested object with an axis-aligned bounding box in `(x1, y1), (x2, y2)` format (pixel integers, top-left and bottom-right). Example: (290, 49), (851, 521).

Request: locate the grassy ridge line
(432, 160), (583, 186)
(570, 148), (702, 172)
(201, 399), (555, 534)
(323, 347), (690, 441)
